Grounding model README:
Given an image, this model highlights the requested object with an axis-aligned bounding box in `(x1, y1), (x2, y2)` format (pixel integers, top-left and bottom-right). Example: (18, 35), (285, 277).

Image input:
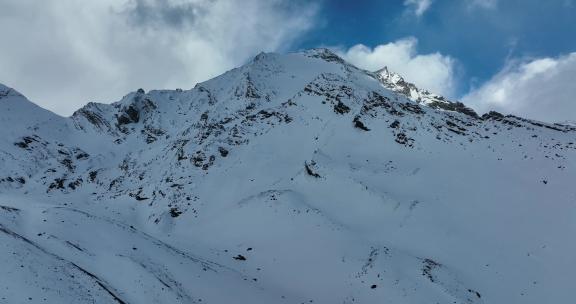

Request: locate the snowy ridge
(1, 49), (575, 303)
(375, 66), (480, 118)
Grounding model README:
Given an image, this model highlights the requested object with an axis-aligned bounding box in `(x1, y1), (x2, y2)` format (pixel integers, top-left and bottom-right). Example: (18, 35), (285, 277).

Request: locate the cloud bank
(0, 0), (317, 116)
(338, 37), (457, 97)
(462, 53), (576, 123)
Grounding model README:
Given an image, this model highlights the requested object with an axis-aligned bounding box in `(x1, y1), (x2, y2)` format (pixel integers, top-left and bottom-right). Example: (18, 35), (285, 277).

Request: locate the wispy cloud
(403, 0), (433, 17)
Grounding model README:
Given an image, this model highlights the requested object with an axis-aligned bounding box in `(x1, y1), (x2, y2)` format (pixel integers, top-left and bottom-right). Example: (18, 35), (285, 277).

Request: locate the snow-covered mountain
(1, 49), (575, 304)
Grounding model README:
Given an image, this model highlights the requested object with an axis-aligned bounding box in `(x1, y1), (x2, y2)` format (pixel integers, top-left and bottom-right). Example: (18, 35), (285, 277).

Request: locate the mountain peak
(375, 66), (405, 85)
(372, 66), (479, 118)
(300, 48), (346, 63)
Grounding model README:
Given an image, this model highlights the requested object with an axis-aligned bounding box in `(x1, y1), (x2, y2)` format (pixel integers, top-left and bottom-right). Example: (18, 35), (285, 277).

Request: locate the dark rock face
(307, 48), (346, 64)
(14, 136), (37, 149)
(428, 101), (479, 118)
(482, 111), (505, 120)
(117, 106), (140, 125)
(353, 116), (370, 131)
(399, 103), (423, 114)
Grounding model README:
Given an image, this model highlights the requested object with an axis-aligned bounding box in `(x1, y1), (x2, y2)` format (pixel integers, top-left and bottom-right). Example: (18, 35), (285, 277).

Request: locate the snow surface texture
(1, 49), (575, 303)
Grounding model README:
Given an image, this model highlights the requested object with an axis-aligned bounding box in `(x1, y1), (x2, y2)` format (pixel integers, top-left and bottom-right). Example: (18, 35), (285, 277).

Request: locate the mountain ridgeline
(0, 49), (574, 303)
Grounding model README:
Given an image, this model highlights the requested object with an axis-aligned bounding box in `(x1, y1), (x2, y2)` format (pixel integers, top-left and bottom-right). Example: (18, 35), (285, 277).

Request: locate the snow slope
(1, 49), (575, 303)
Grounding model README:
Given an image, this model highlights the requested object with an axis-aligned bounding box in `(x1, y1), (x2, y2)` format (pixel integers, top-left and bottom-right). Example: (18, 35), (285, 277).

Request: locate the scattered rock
(233, 255), (247, 261)
(218, 147), (229, 157)
(395, 133), (414, 147)
(353, 116), (370, 131)
(468, 289), (482, 298)
(334, 101), (351, 114)
(422, 258), (441, 282)
(305, 161), (321, 178)
(170, 208), (182, 218)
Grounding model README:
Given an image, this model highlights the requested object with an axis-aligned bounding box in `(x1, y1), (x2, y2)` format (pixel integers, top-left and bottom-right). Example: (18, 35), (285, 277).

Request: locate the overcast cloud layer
(0, 0), (317, 116)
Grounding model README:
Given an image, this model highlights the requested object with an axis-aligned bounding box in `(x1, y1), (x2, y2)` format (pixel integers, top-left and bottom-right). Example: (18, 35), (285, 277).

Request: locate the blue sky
(297, 0), (576, 96)
(0, 0), (575, 122)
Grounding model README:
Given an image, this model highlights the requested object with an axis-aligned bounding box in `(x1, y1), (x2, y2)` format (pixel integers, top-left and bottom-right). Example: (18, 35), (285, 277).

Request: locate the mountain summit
(1, 49), (575, 304)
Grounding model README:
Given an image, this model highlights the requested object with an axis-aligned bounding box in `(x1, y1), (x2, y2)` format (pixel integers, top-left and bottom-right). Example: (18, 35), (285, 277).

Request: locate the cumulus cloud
(0, 0), (317, 116)
(403, 0), (433, 17)
(338, 37), (457, 97)
(462, 53), (576, 123)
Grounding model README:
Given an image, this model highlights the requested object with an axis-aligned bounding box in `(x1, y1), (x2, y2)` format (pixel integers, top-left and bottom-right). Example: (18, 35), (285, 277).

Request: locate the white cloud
(0, 0), (317, 116)
(338, 37), (457, 97)
(403, 0), (433, 17)
(462, 53), (576, 123)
